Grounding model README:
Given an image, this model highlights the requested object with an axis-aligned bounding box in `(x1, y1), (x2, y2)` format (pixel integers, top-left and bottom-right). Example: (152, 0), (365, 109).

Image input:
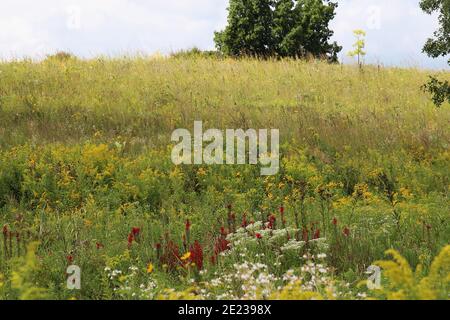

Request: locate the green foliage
(215, 0), (341, 61)
(422, 76), (450, 107)
(10, 242), (48, 300)
(420, 0), (450, 60)
(215, 0), (275, 57)
(420, 0), (450, 107)
(0, 56), (448, 300)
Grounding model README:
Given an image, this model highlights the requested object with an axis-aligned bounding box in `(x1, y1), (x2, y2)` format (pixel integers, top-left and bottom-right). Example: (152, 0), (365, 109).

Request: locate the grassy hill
(0, 56), (449, 300)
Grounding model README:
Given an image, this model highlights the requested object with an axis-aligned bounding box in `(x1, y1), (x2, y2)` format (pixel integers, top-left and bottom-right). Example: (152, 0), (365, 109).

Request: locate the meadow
(0, 54), (449, 300)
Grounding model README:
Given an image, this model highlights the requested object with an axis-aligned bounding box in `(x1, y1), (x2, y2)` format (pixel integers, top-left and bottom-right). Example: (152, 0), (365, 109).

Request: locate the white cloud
(331, 0), (448, 69)
(0, 0), (447, 69)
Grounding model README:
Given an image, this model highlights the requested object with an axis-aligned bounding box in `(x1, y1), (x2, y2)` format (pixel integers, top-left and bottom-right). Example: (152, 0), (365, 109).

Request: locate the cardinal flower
(343, 227), (350, 237)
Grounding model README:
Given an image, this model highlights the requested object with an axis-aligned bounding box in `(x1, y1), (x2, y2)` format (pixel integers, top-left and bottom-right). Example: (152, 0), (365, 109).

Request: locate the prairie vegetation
(0, 56), (449, 300)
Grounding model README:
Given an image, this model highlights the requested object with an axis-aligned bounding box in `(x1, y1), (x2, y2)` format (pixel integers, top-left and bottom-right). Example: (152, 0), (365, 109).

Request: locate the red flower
(302, 228), (309, 242)
(220, 226), (227, 237)
(131, 227), (141, 237)
(127, 233), (134, 248)
(343, 227), (350, 237)
(185, 219), (191, 231)
(280, 206), (284, 214)
(314, 229), (321, 239)
(332, 217), (338, 226)
(189, 241), (204, 271)
(67, 255), (73, 264)
(214, 237), (229, 255)
(268, 215), (276, 228)
(96, 242), (104, 249)
(228, 212), (236, 233)
(255, 233), (262, 239)
(160, 240), (181, 271)
(241, 213), (248, 228)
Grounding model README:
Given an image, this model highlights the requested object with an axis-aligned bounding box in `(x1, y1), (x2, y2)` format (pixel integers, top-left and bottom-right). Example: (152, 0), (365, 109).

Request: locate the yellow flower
(181, 252), (191, 261)
(147, 263), (154, 274)
(399, 187), (413, 199)
(197, 167), (207, 176)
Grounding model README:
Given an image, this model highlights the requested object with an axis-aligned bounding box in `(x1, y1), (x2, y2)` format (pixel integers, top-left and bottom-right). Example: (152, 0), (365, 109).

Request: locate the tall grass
(0, 56), (448, 300)
(1, 56), (448, 154)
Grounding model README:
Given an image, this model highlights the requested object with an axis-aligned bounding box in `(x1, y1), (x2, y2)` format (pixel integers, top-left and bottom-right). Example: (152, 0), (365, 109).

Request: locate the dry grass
(1, 56), (449, 155)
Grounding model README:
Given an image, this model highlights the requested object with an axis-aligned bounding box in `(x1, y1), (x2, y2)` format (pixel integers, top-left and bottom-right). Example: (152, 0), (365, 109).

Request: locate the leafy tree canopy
(420, 0), (450, 62)
(420, 0), (450, 107)
(215, 0), (342, 61)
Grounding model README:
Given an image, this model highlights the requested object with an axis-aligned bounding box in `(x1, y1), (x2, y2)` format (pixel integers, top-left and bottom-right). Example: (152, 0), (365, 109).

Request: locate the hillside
(0, 56), (449, 300)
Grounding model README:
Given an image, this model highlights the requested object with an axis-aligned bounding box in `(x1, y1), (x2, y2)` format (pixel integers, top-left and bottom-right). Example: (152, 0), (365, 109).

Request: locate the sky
(0, 0), (448, 69)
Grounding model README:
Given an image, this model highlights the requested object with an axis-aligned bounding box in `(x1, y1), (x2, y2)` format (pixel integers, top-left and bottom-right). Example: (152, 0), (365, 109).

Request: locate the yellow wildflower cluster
(370, 246), (450, 300)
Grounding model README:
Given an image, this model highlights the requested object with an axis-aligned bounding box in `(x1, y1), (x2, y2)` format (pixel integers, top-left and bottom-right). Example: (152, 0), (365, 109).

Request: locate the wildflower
(131, 227), (141, 237)
(314, 229), (321, 239)
(214, 237), (229, 255)
(267, 215), (276, 229)
(332, 217), (338, 226)
(127, 233), (134, 248)
(160, 240), (181, 271)
(190, 241), (204, 271)
(220, 226), (227, 237)
(147, 263), (154, 274)
(241, 213), (248, 228)
(255, 233), (263, 240)
(96, 242), (104, 250)
(181, 252), (191, 261)
(302, 228), (309, 242)
(343, 227), (350, 237)
(185, 219), (191, 231)
(280, 207), (286, 228)
(67, 255), (74, 264)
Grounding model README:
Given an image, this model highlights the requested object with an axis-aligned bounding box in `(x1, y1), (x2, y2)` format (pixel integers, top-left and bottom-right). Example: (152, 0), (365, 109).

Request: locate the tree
(420, 0), (450, 107)
(347, 30), (366, 67)
(273, 0), (296, 56)
(215, 0), (342, 61)
(214, 0), (275, 57)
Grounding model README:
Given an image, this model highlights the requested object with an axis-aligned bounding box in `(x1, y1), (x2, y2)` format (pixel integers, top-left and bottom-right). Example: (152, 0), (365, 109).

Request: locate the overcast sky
(0, 0), (448, 69)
